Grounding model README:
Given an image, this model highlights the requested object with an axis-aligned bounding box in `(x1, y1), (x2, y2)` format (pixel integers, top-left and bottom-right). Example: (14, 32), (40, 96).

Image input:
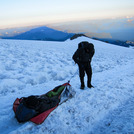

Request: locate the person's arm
(72, 49), (80, 64)
(91, 48), (95, 58)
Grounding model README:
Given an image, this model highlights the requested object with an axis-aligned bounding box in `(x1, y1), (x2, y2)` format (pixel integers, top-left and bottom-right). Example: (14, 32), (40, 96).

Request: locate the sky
(0, 0), (134, 29)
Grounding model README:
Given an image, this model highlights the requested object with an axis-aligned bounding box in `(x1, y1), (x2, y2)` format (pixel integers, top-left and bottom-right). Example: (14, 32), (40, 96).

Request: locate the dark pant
(78, 62), (92, 86)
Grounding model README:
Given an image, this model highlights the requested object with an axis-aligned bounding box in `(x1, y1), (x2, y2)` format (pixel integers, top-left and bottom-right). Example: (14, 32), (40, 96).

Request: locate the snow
(0, 37), (134, 134)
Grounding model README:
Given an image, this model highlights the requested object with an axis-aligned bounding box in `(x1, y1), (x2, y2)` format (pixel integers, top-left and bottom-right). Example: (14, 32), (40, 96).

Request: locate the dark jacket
(73, 47), (94, 65)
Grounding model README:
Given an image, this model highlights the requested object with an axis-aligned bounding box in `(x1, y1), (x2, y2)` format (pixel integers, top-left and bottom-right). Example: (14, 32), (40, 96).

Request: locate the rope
(68, 67), (79, 83)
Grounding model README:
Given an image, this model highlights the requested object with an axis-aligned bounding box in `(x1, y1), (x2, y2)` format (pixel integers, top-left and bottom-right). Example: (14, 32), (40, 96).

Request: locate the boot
(80, 77), (85, 89)
(87, 81), (94, 88)
(87, 75), (94, 88)
(87, 83), (94, 88)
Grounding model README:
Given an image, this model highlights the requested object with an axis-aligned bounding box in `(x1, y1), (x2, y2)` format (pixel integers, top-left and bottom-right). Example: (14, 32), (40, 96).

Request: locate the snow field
(0, 37), (134, 134)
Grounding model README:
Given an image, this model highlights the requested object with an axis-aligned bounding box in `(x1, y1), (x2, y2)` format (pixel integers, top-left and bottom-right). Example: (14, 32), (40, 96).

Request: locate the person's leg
(80, 77), (85, 89)
(85, 63), (93, 88)
(79, 65), (85, 89)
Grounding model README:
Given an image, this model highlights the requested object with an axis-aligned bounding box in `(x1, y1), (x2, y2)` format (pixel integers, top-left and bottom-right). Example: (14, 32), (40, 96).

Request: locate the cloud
(47, 21), (112, 39)
(127, 19), (134, 23)
(85, 32), (112, 39)
(126, 16), (133, 19)
(13, 31), (21, 34)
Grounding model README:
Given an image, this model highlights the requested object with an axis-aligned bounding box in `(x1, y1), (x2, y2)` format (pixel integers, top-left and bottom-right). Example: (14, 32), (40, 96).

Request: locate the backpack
(78, 41), (94, 53)
(78, 41), (95, 62)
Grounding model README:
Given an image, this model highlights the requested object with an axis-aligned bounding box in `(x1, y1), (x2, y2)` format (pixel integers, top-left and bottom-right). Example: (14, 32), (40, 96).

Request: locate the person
(72, 41), (95, 89)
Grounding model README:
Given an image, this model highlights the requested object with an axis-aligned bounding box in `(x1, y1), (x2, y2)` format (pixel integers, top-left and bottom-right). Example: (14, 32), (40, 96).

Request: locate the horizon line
(0, 15), (134, 30)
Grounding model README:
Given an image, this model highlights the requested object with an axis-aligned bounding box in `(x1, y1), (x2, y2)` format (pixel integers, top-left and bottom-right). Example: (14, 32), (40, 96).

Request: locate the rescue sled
(13, 82), (74, 124)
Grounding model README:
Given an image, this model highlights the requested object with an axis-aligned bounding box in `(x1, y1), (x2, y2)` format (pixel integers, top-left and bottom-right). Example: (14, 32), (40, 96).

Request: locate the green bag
(46, 86), (65, 97)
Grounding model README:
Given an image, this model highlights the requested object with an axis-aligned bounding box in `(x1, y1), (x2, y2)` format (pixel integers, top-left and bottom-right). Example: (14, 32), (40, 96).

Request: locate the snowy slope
(0, 37), (134, 134)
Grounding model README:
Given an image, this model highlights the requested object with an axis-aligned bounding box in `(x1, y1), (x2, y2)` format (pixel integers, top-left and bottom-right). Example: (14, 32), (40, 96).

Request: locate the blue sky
(0, 0), (134, 28)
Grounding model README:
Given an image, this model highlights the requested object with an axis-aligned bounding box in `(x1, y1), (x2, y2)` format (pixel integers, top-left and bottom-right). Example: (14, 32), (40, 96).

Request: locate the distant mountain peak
(2, 26), (74, 41)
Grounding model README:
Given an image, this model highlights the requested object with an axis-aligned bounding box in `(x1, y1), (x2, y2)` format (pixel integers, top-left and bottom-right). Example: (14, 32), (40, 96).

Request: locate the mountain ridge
(2, 26), (74, 41)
